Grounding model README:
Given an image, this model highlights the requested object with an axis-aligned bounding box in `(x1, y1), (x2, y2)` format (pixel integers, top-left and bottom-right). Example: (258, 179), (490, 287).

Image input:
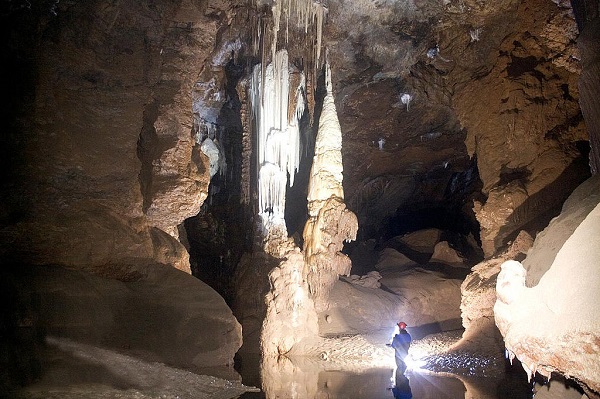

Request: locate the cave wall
(0, 0), (244, 385)
(454, 0), (590, 256)
(323, 0), (591, 254)
(0, 0), (228, 272)
(574, 1), (600, 174)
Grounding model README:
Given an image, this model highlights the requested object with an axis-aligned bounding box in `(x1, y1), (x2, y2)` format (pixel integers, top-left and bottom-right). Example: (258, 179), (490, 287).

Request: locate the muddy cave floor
(10, 329), (567, 399)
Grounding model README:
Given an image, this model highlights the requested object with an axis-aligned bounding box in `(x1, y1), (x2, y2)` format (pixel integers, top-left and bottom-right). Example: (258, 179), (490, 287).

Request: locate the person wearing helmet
(391, 321), (412, 374)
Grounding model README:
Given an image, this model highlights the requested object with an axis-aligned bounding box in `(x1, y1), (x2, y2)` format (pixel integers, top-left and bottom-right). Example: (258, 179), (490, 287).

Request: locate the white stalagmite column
(260, 62), (357, 359)
(303, 62), (358, 310)
(306, 62), (345, 217)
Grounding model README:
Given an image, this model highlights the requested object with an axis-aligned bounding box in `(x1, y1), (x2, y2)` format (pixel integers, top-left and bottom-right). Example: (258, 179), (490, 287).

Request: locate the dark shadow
(496, 156), (591, 254)
(0, 264), (137, 394)
(407, 322), (464, 340)
(185, 56), (251, 305)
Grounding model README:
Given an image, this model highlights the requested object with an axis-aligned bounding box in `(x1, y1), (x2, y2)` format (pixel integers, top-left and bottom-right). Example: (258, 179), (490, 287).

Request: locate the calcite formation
(260, 62), (357, 356)
(303, 63), (358, 311)
(494, 204), (600, 397)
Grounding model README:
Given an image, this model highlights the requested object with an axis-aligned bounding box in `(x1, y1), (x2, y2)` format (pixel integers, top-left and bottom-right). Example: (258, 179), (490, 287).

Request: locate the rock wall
(1, 0), (224, 272)
(0, 0), (244, 386)
(453, 0), (590, 256)
(455, 230), (533, 356)
(575, 2), (600, 174)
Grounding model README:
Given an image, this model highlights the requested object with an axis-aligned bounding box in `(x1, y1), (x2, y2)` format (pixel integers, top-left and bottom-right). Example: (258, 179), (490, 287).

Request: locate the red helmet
(398, 321), (407, 329)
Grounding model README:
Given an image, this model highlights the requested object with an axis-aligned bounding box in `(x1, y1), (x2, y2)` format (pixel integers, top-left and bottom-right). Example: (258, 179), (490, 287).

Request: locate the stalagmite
(306, 61), (345, 217)
(260, 62), (357, 357)
(303, 62), (358, 309)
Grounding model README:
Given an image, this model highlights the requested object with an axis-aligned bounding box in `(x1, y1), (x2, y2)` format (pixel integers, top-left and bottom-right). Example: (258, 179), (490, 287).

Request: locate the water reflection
(240, 353), (535, 399)
(391, 373), (412, 399)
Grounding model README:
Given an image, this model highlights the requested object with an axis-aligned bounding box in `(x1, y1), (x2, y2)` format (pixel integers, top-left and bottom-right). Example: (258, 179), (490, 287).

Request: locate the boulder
(430, 241), (465, 266)
(374, 248), (418, 273)
(2, 263), (242, 372)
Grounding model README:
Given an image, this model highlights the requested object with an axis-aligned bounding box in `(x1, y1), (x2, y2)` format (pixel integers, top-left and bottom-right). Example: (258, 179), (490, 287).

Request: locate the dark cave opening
(185, 57), (251, 304)
(343, 156), (485, 274)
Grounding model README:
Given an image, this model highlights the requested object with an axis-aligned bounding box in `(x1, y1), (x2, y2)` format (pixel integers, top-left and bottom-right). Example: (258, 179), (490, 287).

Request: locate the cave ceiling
(196, 0), (586, 242)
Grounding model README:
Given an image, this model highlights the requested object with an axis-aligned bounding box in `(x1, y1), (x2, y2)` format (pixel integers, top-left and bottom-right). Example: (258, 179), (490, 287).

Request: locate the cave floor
(238, 330), (538, 399)
(11, 332), (554, 399)
(11, 337), (259, 399)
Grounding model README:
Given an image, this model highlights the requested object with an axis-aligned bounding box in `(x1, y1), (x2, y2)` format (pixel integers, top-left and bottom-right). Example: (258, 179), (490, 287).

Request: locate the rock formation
(456, 230), (534, 357)
(494, 175), (600, 398)
(2, 0), (599, 396)
(0, 0), (244, 391)
(259, 61), (357, 357)
(454, 0), (590, 256)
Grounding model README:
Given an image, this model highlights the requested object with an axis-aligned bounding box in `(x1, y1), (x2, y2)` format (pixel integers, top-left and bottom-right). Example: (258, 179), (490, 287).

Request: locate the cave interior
(1, 0), (599, 398)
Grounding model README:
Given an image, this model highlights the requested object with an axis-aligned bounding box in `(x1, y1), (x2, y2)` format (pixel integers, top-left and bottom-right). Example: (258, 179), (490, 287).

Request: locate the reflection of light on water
(405, 346), (429, 371)
(405, 354), (427, 371)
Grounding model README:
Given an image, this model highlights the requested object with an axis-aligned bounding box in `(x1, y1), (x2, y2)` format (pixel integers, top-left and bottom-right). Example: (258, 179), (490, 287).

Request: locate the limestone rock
(453, 0), (590, 256)
(303, 63), (358, 309)
(318, 278), (406, 336)
(473, 181), (529, 257)
(374, 248), (419, 273)
(395, 229), (442, 252)
(522, 174), (600, 286)
(3, 263), (242, 370)
(380, 268), (463, 333)
(261, 249), (319, 357)
(456, 230), (533, 355)
(0, 202), (191, 275)
(494, 203), (600, 395)
(430, 241), (465, 266)
(345, 271), (382, 289)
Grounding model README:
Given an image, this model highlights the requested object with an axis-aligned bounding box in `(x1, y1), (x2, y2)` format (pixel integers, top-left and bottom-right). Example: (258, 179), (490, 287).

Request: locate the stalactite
(250, 49), (306, 232)
(250, 0), (327, 125)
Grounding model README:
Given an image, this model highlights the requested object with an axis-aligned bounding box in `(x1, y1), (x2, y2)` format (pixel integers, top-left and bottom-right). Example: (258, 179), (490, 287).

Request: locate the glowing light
(404, 354), (427, 371)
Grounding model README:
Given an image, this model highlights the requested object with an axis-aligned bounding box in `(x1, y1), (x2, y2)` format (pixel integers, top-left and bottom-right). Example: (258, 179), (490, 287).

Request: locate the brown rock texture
(1, 0), (222, 272)
(577, 15), (600, 174)
(0, 0), (243, 380)
(454, 0), (590, 256)
(4, 262), (242, 370)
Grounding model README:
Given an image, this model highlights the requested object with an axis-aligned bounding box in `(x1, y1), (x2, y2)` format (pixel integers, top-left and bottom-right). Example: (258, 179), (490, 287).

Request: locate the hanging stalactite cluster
(249, 0), (328, 125)
(250, 50), (306, 231)
(246, 0), (328, 234)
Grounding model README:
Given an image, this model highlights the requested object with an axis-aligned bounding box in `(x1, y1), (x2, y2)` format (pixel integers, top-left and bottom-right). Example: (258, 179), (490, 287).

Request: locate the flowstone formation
(251, 49), (306, 237)
(494, 175), (600, 398)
